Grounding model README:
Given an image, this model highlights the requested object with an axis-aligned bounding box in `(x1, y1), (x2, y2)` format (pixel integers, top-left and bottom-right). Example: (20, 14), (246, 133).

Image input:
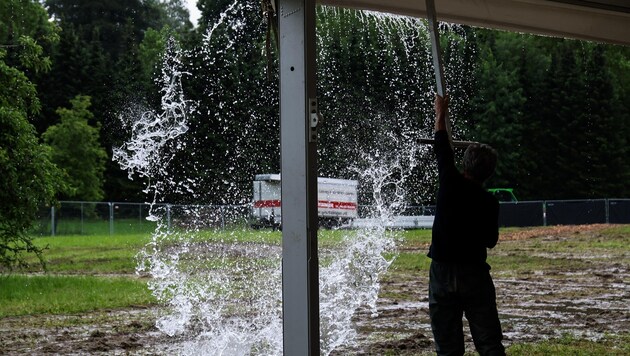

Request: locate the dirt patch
(499, 223), (613, 241)
(1, 225), (628, 355)
(0, 308), (170, 355)
(331, 224), (629, 354)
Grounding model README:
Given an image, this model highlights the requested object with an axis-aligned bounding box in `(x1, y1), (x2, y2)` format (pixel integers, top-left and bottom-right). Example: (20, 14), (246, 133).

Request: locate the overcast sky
(184, 0), (201, 26)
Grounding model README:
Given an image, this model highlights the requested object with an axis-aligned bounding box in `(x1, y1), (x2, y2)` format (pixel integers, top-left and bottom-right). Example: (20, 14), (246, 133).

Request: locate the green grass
(0, 274), (155, 317)
(31, 218), (158, 236)
(186, 228), (351, 247)
(389, 252), (431, 272)
(186, 228), (281, 244)
(398, 229), (432, 248)
(22, 228), (365, 274)
(24, 233), (153, 274)
(506, 333), (630, 355)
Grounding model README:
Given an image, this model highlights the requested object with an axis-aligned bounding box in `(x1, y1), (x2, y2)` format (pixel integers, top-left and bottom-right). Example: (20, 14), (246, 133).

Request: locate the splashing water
(136, 226), (284, 355)
(113, 4), (472, 355)
(112, 37), (195, 214)
(319, 133), (423, 354)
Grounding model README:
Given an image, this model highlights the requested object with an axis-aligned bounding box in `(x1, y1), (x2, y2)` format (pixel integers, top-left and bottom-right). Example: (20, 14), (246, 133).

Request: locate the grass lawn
(25, 233), (154, 274)
(506, 333), (630, 355)
(0, 274), (154, 317)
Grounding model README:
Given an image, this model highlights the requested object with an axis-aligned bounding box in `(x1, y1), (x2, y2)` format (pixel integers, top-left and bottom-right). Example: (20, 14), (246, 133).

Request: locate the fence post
(51, 205), (56, 237)
(221, 206), (225, 230)
(166, 204), (171, 234)
(109, 202), (114, 236)
(543, 201), (547, 226)
(605, 199), (610, 224)
(81, 202), (84, 235)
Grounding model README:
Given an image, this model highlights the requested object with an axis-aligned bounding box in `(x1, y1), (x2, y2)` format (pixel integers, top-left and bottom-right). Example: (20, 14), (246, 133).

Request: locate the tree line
(1, 0), (629, 268)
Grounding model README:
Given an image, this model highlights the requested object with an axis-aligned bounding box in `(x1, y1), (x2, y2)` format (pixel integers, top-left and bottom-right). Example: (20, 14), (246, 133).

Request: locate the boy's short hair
(463, 143), (498, 183)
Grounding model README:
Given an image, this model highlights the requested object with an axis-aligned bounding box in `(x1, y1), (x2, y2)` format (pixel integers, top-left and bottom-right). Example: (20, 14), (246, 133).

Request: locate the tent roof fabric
(318, 0), (630, 46)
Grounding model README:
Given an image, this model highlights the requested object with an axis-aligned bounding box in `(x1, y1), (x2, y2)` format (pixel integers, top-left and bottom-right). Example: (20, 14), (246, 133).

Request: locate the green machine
(488, 188), (518, 202)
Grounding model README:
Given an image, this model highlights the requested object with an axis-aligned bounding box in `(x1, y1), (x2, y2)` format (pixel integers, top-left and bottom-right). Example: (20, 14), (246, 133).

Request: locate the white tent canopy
(319, 0), (630, 46)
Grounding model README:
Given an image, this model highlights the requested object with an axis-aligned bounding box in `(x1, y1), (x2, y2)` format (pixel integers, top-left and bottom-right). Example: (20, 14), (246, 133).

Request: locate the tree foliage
(43, 95), (108, 201)
(469, 31), (630, 199)
(0, 0), (64, 271)
(4, 1), (630, 213)
(38, 0), (192, 201)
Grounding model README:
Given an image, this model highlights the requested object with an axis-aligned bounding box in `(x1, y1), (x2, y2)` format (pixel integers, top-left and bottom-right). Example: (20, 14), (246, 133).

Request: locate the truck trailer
(252, 174), (358, 229)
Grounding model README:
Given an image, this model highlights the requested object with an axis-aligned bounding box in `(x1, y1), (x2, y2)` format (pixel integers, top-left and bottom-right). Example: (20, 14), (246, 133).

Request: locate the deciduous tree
(43, 95), (108, 201)
(0, 0), (64, 271)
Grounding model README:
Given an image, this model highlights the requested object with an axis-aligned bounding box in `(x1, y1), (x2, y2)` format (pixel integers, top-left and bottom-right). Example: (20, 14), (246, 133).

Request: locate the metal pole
(81, 202), (84, 235)
(426, 0), (446, 97)
(51, 205), (55, 237)
(166, 204), (171, 234)
(109, 202), (114, 236)
(220, 205), (225, 230)
(279, 0), (320, 354)
(426, 0), (453, 146)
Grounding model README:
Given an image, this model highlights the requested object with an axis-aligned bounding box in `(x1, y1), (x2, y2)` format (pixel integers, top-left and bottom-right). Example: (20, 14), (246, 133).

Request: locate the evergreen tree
(177, 0), (278, 204)
(581, 44), (628, 197)
(469, 30), (527, 192)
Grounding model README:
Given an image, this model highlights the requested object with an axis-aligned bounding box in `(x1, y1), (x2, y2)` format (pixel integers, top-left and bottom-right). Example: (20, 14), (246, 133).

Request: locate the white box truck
(252, 174), (358, 229)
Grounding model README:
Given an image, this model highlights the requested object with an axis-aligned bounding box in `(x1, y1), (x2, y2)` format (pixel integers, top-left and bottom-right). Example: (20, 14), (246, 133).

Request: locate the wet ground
(1, 225), (628, 355)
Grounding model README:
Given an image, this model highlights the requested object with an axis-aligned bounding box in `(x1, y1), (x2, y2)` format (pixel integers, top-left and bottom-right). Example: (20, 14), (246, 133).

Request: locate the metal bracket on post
(309, 98), (322, 142)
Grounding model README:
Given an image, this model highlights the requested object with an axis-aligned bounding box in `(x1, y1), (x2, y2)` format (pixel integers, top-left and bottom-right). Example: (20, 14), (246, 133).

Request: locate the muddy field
(1, 225), (628, 355)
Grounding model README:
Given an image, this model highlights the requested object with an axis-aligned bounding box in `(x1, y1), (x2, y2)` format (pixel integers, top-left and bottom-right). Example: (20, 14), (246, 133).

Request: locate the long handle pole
(427, 0), (446, 98)
(426, 0), (453, 147)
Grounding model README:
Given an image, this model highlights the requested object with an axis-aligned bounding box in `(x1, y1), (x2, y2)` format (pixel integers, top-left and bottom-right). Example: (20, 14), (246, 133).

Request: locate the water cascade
(114, 3), (472, 354)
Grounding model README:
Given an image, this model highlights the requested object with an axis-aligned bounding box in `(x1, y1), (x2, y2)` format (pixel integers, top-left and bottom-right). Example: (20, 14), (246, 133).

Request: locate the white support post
(279, 0), (320, 354)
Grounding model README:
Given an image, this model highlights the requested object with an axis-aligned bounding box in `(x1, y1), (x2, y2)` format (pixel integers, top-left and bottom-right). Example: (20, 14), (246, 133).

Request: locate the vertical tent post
(279, 0), (320, 355)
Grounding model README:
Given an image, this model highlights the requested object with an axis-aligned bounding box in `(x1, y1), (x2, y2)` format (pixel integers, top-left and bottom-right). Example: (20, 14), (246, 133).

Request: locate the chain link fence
(31, 199), (630, 236)
(31, 201), (252, 236)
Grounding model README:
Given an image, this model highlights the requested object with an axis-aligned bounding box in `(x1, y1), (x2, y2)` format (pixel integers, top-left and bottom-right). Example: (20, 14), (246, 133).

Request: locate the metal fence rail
(31, 201), (251, 236)
(500, 199), (630, 227)
(31, 199), (630, 236)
